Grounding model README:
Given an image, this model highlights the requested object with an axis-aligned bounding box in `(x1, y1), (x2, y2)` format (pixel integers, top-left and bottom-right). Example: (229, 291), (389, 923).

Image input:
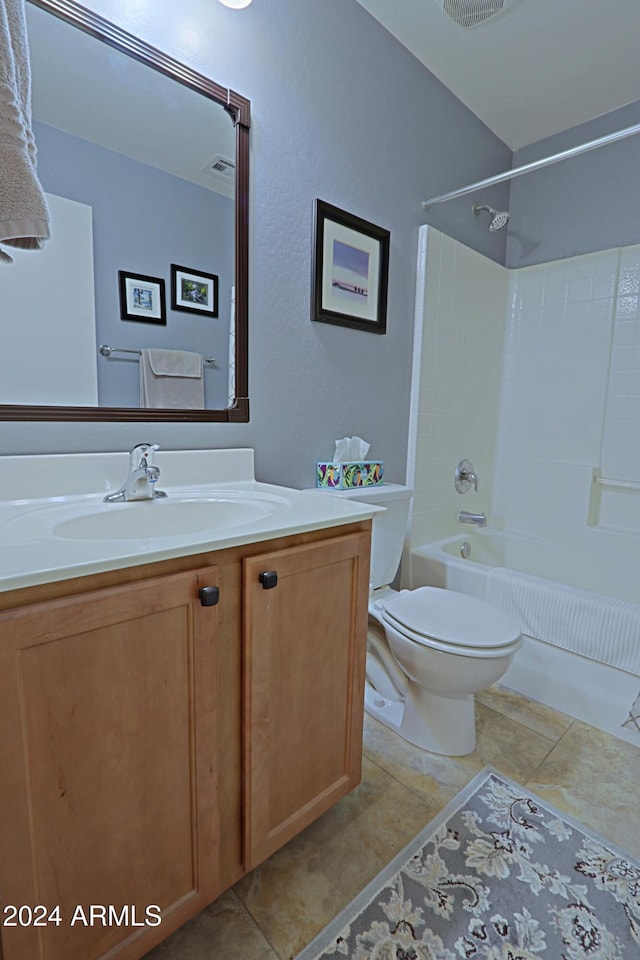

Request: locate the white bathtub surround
(495, 242), (640, 539)
(600, 244), (640, 485)
(407, 227), (640, 558)
(406, 228), (640, 748)
(411, 533), (640, 747)
(405, 226), (508, 549)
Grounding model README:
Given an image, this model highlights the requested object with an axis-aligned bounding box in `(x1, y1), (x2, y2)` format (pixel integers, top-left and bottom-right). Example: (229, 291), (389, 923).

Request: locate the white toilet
(337, 483), (522, 756)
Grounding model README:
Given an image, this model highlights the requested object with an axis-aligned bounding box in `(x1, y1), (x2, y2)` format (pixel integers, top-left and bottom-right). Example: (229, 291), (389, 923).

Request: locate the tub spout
(457, 510), (487, 527)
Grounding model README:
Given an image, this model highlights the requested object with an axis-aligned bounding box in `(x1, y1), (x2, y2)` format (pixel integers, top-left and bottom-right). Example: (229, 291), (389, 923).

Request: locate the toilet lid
(382, 587), (521, 650)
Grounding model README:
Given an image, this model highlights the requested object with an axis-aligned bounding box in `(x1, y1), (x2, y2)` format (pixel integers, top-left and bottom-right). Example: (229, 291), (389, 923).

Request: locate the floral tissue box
(316, 461), (384, 489)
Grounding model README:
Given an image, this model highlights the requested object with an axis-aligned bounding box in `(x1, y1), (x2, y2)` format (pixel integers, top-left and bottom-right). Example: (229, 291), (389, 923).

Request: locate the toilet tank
(333, 483), (412, 589)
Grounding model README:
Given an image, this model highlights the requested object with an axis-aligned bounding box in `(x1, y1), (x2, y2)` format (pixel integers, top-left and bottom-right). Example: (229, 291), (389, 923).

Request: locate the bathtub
(410, 531), (640, 746)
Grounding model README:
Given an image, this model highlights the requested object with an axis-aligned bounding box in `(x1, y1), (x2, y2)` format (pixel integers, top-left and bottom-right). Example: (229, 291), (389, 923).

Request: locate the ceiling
(27, 3), (236, 198)
(354, 0), (640, 150)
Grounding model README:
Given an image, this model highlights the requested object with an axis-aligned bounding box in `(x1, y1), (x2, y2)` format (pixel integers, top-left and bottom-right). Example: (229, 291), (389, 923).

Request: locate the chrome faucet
(457, 510), (487, 528)
(104, 443), (167, 502)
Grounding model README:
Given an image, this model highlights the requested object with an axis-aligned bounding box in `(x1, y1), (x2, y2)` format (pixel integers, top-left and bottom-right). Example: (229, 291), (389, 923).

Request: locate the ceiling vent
(435, 0), (518, 28)
(203, 154), (236, 181)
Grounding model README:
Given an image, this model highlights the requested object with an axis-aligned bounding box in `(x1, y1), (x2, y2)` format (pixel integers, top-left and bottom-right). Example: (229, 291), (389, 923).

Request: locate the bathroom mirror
(0, 0), (249, 422)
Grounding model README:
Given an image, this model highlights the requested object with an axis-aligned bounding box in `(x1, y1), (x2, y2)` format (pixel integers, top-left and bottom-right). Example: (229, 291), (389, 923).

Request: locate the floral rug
(294, 766), (640, 960)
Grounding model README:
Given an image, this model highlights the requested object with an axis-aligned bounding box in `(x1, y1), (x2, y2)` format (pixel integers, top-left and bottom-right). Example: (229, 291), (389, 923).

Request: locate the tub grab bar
(593, 475), (640, 491)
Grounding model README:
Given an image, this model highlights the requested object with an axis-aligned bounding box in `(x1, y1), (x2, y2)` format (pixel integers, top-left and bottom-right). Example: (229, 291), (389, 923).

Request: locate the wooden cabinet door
(0, 568), (220, 960)
(243, 532), (370, 869)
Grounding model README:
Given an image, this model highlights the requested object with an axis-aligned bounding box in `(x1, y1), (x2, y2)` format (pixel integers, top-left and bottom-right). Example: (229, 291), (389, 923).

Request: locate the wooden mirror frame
(3, 0), (250, 422)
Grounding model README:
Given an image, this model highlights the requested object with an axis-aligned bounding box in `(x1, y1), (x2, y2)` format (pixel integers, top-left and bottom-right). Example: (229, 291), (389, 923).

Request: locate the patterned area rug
(295, 766), (640, 960)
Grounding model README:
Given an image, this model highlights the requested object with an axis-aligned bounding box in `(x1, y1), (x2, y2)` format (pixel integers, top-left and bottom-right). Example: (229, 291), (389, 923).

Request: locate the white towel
(486, 567), (640, 675)
(0, 0), (50, 263)
(140, 348), (205, 409)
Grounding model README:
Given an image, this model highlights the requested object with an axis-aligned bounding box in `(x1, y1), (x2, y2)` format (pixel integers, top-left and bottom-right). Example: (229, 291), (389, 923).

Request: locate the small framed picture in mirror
(171, 264), (219, 317)
(119, 271), (166, 325)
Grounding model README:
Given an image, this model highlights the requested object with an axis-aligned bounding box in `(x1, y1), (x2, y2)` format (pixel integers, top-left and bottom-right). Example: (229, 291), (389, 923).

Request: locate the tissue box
(316, 461), (384, 489)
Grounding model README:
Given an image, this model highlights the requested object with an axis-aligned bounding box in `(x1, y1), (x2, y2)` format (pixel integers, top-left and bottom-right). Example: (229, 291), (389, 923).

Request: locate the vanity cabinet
(0, 568), (220, 960)
(0, 522), (370, 960)
(243, 533), (370, 868)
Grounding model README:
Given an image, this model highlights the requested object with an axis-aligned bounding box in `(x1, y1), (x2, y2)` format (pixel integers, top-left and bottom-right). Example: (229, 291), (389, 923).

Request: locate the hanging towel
(140, 348), (205, 409)
(486, 566), (640, 675)
(0, 0), (50, 263)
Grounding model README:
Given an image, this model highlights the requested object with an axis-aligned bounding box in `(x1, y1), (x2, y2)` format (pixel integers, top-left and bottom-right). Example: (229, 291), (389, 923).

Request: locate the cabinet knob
(199, 585), (220, 606)
(259, 570), (278, 589)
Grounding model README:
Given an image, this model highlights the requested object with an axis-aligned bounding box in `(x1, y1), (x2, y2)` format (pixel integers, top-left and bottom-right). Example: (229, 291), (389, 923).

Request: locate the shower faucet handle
(454, 459), (478, 493)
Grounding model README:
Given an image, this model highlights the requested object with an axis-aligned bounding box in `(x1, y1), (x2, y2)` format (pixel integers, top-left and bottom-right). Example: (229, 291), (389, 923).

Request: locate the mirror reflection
(0, 0), (249, 421)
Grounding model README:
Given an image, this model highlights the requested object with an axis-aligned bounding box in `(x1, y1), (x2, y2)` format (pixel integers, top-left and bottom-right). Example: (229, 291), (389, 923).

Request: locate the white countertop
(0, 448), (380, 593)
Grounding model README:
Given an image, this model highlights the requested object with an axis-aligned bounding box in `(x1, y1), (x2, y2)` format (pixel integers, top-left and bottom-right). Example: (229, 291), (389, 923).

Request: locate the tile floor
(146, 683), (640, 960)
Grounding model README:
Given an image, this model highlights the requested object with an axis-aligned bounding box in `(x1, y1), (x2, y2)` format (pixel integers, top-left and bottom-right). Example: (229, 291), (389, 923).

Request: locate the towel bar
(99, 344), (216, 366)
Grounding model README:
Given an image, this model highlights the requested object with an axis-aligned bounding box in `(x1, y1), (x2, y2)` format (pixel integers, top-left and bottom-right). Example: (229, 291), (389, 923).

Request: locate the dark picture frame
(312, 199), (389, 334)
(118, 271), (166, 325)
(171, 264), (219, 317)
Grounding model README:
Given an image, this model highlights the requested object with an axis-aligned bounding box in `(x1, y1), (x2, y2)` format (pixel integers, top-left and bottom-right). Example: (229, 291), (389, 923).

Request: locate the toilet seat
(382, 586), (521, 659)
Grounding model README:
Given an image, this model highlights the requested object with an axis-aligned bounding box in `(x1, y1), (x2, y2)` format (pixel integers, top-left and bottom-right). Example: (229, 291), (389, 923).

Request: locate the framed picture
(118, 271), (166, 325)
(312, 199), (390, 334)
(171, 264), (219, 317)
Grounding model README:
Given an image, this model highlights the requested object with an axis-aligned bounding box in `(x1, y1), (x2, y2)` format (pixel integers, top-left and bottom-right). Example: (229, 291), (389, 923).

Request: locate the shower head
(472, 202), (510, 232)
(435, 0), (519, 28)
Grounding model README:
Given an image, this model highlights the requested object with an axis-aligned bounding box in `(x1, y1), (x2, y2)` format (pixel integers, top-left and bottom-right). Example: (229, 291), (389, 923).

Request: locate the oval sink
(54, 497), (274, 540)
(5, 488), (291, 542)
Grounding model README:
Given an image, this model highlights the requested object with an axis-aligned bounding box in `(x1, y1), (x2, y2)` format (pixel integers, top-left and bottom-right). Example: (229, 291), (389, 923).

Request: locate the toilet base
(364, 680), (476, 756)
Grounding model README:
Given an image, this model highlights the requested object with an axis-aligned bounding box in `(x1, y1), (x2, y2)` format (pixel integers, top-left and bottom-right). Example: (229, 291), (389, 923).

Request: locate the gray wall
(507, 99), (640, 269)
(35, 121), (235, 409)
(2, 0), (511, 489)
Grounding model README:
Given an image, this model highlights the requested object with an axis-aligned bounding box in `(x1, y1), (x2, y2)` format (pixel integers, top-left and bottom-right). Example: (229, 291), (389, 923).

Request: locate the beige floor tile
(527, 761), (640, 861)
(362, 712), (475, 809)
(143, 695), (640, 960)
(476, 682), (573, 741)
(362, 701), (556, 810)
(143, 889), (278, 960)
(474, 701), (558, 778)
(549, 718), (640, 786)
(233, 756), (437, 960)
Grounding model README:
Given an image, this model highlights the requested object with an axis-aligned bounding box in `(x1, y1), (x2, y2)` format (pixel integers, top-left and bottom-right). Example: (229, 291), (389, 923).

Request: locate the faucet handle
(130, 442), (159, 468)
(454, 459), (478, 493)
